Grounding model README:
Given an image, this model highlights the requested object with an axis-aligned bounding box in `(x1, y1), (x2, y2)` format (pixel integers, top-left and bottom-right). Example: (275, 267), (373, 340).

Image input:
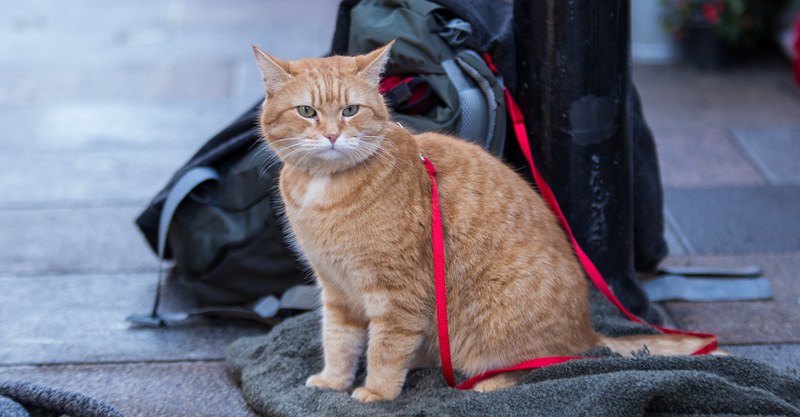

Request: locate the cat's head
(253, 43), (394, 175)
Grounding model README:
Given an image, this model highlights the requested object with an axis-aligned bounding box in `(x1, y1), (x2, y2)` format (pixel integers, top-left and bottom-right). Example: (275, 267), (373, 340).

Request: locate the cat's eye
(298, 106), (317, 118)
(342, 105), (359, 117)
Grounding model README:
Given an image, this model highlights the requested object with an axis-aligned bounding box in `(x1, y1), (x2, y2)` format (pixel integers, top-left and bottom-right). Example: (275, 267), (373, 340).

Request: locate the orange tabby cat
(252, 42), (719, 403)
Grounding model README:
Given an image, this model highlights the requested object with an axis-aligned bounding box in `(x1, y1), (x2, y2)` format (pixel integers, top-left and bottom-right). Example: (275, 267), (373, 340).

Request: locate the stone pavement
(0, 1), (799, 416)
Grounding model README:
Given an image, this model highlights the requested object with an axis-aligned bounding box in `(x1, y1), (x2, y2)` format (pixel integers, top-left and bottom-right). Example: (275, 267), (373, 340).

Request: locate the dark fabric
(632, 86), (668, 273)
(166, 143), (308, 306)
(226, 288), (800, 417)
(135, 100), (262, 257)
(0, 382), (125, 417)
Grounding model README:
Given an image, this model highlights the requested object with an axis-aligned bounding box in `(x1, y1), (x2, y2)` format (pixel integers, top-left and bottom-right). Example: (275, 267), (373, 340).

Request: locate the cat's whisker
(358, 139), (404, 165)
(258, 157), (281, 183)
(248, 145), (273, 168)
(368, 150), (394, 172)
(257, 143), (308, 181)
(374, 147), (399, 167)
(270, 137), (305, 145)
(358, 142), (400, 170)
(292, 146), (317, 172)
(348, 152), (366, 173)
(260, 155), (282, 175)
(267, 146), (304, 168)
(348, 145), (385, 174)
(267, 143), (302, 160)
(258, 152), (279, 174)
(263, 126), (290, 136)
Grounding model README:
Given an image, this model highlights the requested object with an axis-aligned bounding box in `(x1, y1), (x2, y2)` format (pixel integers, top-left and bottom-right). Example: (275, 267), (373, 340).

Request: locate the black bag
(131, 105), (318, 326)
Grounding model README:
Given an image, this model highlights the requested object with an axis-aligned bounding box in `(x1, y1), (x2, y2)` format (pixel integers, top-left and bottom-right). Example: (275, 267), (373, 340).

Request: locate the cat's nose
(324, 133), (339, 144)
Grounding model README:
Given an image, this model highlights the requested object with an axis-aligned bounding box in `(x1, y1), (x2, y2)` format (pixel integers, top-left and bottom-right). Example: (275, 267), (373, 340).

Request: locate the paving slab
(0, 106), (40, 151)
(164, 27), (335, 63)
(732, 127), (800, 186)
(0, 273), (267, 365)
(1, 1), (168, 53)
(665, 186), (800, 255)
(0, 101), (254, 153)
(178, 0), (340, 29)
(35, 101), (252, 152)
(0, 361), (258, 417)
(0, 62), (234, 104)
(659, 254), (800, 345)
(634, 60), (800, 131)
(4, 0), (169, 31)
(663, 213), (689, 257)
(0, 206), (156, 276)
(0, 149), (195, 204)
(654, 127), (766, 189)
(722, 343), (800, 373)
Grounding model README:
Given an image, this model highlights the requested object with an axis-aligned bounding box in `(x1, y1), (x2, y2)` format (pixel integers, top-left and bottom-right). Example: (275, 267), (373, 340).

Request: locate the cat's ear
(253, 45), (290, 95)
(357, 41), (394, 87)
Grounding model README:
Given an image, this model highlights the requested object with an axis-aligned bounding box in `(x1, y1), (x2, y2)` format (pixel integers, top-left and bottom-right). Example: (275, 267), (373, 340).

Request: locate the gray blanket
(0, 381), (124, 417)
(226, 289), (800, 417)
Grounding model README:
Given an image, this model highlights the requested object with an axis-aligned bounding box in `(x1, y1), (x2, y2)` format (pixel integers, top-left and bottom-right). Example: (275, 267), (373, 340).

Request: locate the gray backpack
(130, 0), (509, 326)
(348, 0), (506, 156)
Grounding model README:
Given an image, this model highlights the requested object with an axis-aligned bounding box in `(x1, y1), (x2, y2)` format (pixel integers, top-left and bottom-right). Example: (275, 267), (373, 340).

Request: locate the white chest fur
(300, 175), (330, 208)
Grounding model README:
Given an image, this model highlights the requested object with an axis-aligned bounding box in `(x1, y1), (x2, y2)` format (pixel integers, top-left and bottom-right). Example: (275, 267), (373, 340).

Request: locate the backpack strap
(129, 285), (321, 327)
(453, 50), (505, 154)
(128, 166), (219, 326)
(126, 167), (322, 327)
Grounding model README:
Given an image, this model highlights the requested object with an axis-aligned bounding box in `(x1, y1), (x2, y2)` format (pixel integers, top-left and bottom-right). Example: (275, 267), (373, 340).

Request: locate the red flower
(794, 14), (800, 86)
(701, 3), (720, 26)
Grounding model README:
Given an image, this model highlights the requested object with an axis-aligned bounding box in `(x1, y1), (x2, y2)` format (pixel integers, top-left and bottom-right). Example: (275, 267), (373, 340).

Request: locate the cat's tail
(598, 334), (729, 357)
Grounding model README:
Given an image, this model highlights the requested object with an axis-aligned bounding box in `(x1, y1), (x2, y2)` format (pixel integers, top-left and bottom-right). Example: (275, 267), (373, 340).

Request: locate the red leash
(420, 55), (718, 390)
(421, 154), (458, 388)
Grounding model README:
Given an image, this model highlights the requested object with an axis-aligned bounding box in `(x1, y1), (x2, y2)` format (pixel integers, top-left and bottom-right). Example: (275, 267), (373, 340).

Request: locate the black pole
(513, 0), (654, 321)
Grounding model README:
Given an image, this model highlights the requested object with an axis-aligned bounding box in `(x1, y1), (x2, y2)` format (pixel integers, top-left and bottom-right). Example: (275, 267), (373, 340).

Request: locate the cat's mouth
(318, 148), (343, 160)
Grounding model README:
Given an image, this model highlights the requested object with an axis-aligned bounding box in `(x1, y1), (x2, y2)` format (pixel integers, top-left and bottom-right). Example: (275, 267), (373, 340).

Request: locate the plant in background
(661, 0), (786, 48)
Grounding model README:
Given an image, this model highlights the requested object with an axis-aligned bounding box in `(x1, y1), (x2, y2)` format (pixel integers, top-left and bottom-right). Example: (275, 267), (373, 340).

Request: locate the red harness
(419, 55), (718, 390)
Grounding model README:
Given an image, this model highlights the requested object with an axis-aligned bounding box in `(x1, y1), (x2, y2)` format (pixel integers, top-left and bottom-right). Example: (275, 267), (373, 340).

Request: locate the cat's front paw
(351, 387), (385, 402)
(306, 373), (350, 391)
